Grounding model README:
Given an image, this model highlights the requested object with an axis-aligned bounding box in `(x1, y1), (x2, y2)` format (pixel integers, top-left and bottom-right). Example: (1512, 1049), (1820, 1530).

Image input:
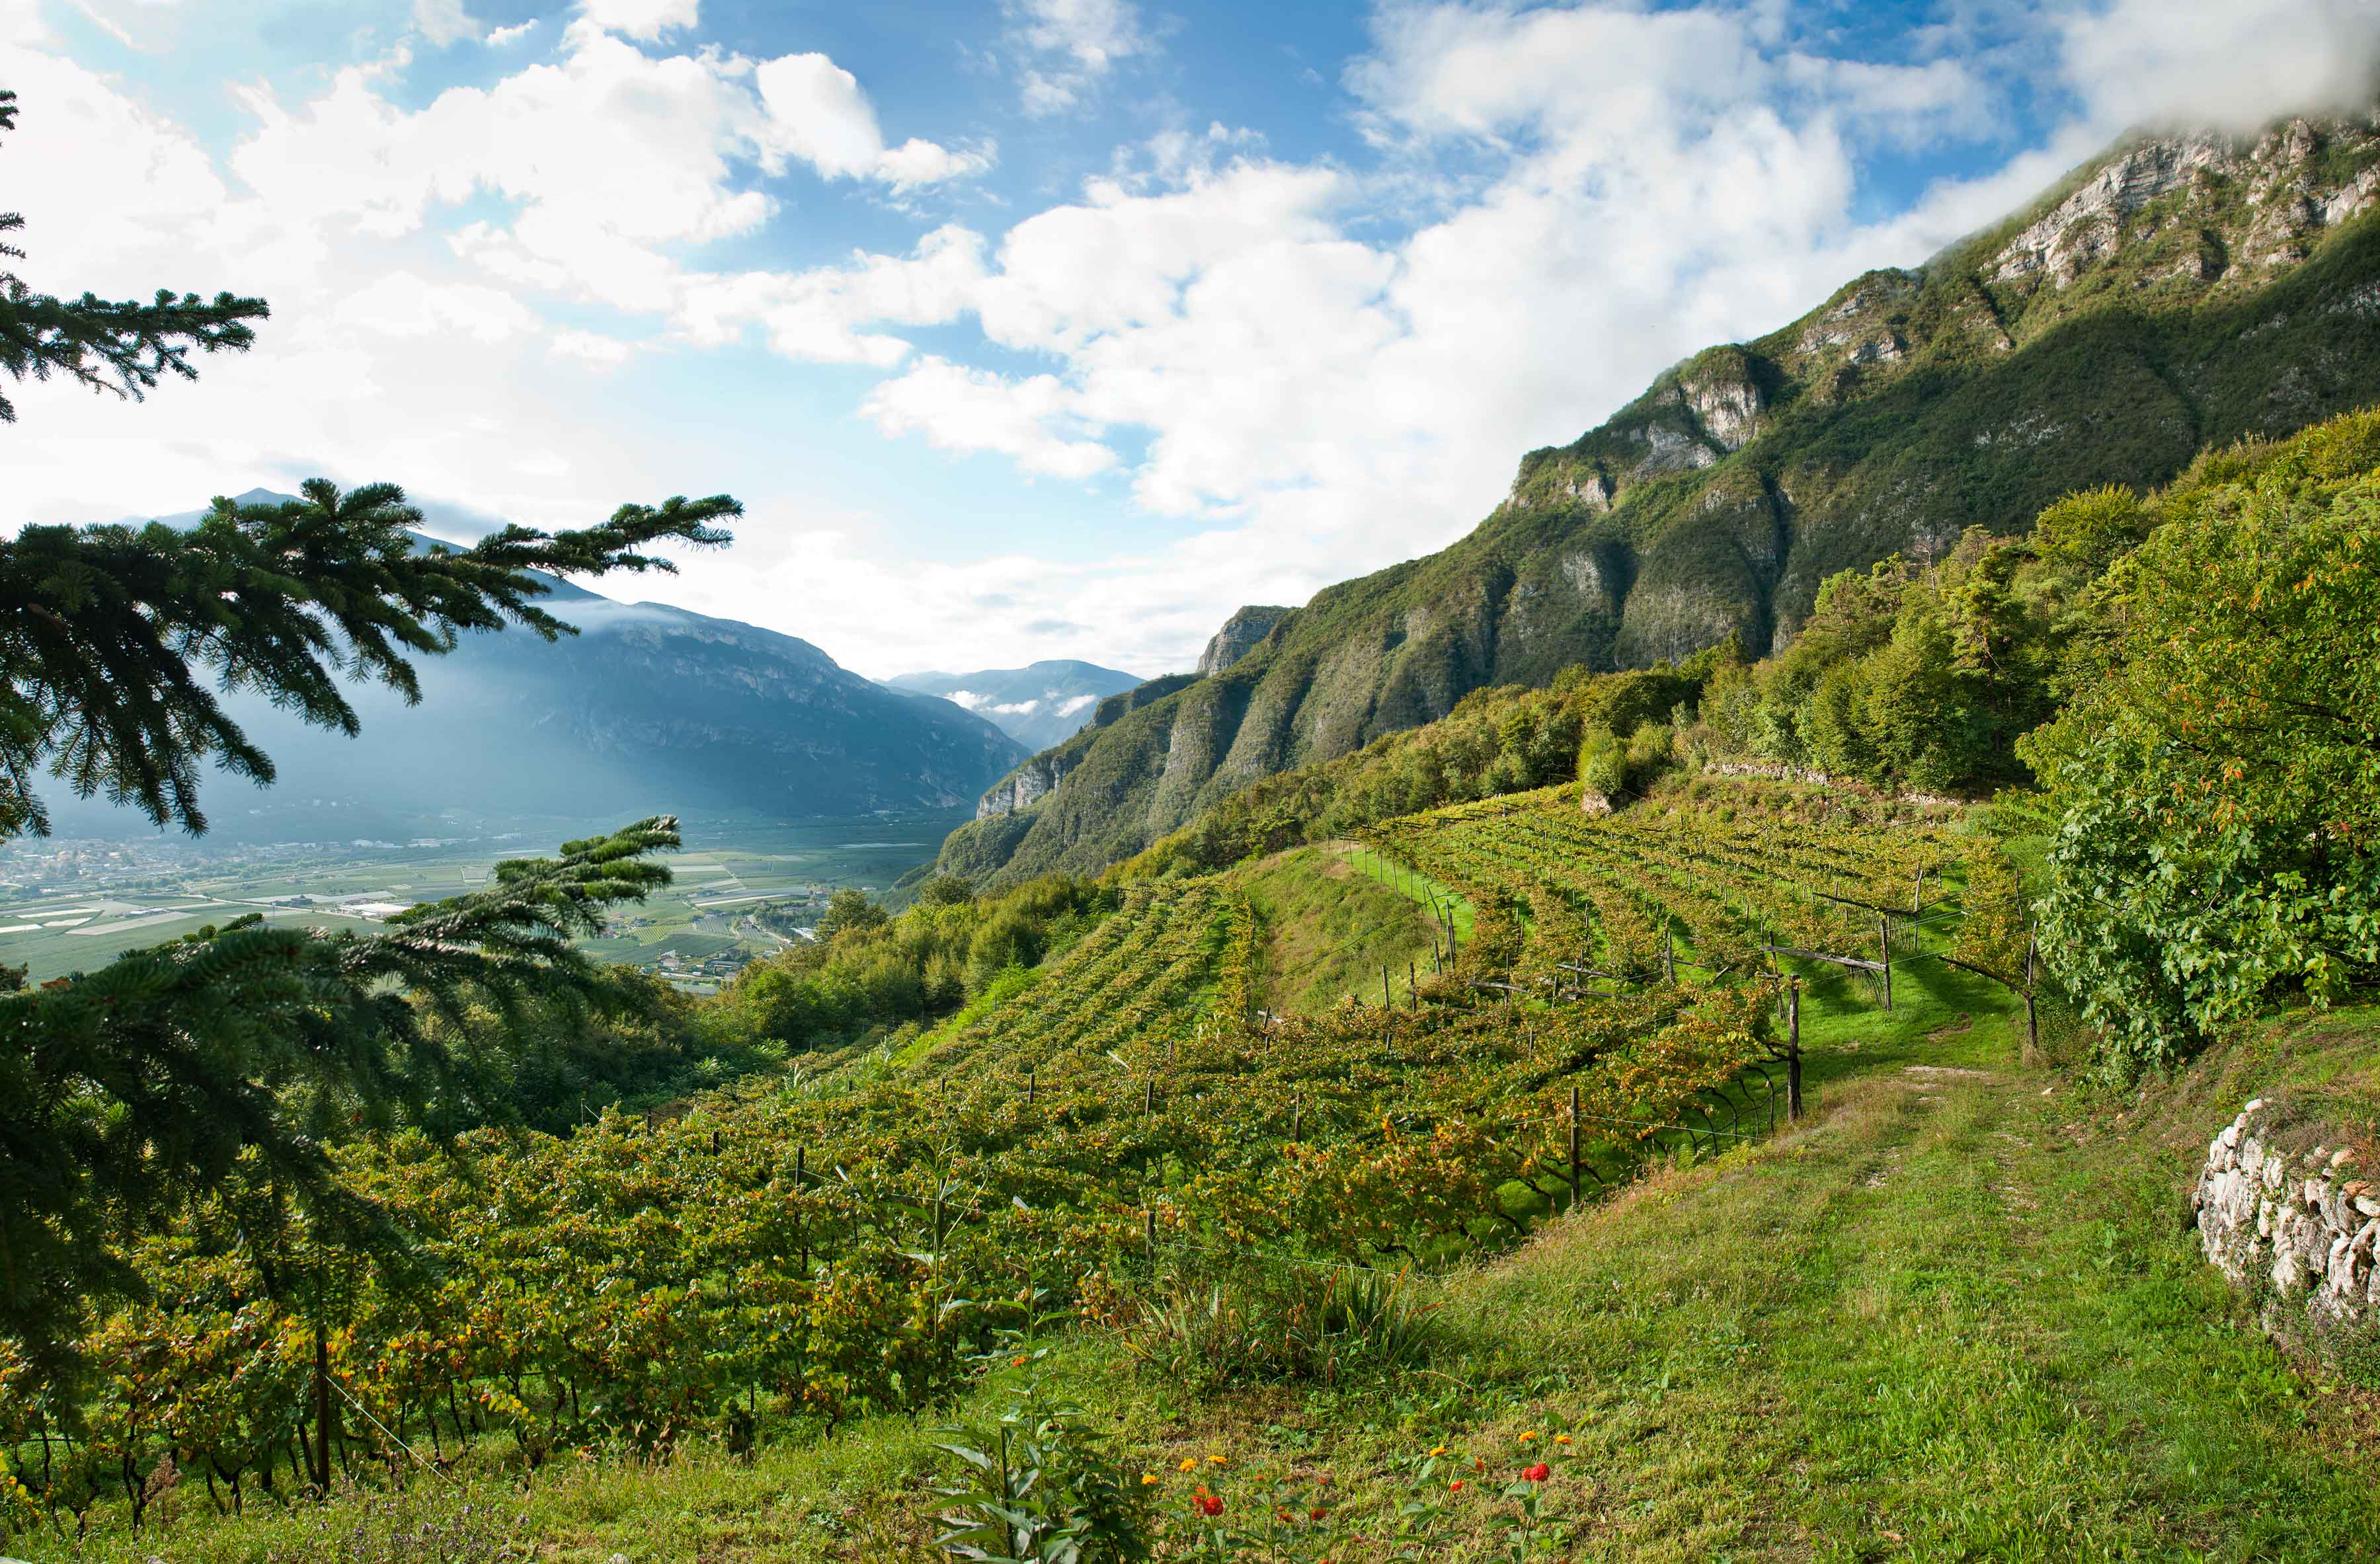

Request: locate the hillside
(50, 771), (2380, 1561)
(883, 660), (1142, 751)
(939, 110), (2380, 890)
(40, 490), (1029, 842)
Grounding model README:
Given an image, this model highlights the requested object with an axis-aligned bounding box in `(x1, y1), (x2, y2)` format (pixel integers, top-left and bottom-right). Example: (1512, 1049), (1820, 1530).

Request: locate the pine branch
(0, 483), (739, 836)
(0, 818), (682, 1380)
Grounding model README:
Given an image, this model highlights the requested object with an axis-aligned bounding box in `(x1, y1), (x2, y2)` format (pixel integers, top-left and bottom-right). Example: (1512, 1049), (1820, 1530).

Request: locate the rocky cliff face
(1197, 606), (1295, 676)
(937, 110), (2380, 888)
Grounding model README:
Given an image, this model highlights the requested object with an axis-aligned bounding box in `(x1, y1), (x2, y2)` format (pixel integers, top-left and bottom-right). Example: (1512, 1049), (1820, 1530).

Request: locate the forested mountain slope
(44, 490), (1028, 841)
(939, 111), (2380, 889)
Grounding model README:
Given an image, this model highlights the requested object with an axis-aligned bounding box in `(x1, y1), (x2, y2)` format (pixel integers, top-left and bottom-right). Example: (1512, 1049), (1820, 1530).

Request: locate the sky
(5, 0), (2379, 681)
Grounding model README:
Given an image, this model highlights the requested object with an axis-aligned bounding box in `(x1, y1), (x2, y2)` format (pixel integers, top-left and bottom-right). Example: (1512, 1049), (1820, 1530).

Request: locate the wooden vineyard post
(1786, 983), (1804, 1122)
(1409, 960), (1419, 1009)
(1913, 868), (1925, 918)
(1026, 1072), (1036, 1107)
(1878, 913), (1893, 1012)
(1663, 923), (1675, 985)
(311, 1313), (332, 1493)
(795, 1146), (809, 1274)
(1145, 1206), (1158, 1262)
(1291, 1093), (1302, 1142)
(2024, 923), (2042, 1066)
(1144, 1075), (1155, 1116)
(1568, 1084), (1582, 1212)
(1383, 966), (1392, 1007)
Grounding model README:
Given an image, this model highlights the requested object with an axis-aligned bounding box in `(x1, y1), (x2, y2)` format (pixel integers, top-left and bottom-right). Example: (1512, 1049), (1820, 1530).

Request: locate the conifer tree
(0, 85), (747, 1382)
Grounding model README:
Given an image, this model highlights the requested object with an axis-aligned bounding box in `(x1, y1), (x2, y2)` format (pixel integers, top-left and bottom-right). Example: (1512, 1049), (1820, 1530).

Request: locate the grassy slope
(91, 947), (2380, 1561)
(1228, 843), (1441, 1015)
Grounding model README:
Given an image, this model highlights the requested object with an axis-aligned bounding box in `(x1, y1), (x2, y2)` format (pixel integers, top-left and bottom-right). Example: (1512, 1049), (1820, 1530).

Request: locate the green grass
(1229, 843), (1443, 1014)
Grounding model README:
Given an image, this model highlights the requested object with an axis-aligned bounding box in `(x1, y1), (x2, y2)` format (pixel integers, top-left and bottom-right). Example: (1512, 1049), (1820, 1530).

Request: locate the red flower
(1192, 1489), (1224, 1518)
(1523, 1462), (1550, 1483)
(1447, 1479), (1464, 1492)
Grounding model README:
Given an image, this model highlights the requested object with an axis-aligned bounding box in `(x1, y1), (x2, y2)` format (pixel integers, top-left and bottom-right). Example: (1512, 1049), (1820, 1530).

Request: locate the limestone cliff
(1197, 606), (1295, 676)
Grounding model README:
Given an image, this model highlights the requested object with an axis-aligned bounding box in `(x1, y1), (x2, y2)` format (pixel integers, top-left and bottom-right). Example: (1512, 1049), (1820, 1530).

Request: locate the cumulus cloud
(861, 357), (1117, 479)
(338, 272), (541, 341)
(15, 0), (2380, 685)
(578, 0), (697, 43)
(754, 53), (995, 188)
(228, 21), (984, 320)
(412, 0), (479, 47)
(1006, 0), (1149, 116)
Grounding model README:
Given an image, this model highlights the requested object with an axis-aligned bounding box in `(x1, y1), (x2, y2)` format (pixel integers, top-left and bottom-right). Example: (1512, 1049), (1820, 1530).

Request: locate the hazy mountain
(883, 660), (1140, 751)
(937, 110), (2380, 888)
(42, 491), (1029, 843)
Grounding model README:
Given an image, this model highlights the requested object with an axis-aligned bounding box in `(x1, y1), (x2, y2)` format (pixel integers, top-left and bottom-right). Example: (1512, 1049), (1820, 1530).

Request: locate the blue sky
(5, 0), (2375, 677)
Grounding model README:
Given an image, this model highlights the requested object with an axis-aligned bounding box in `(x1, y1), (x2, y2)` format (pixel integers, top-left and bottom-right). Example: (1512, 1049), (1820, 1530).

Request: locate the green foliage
(717, 875), (1115, 1053)
(0, 817), (686, 1382)
(934, 1301), (1154, 1563)
(1119, 668), (1708, 879)
(2031, 413), (2380, 1076)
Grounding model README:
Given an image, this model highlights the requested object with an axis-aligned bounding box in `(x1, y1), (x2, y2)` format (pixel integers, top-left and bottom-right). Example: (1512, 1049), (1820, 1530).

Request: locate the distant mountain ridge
(883, 660), (1140, 751)
(44, 490), (1028, 842)
(937, 109), (2380, 890)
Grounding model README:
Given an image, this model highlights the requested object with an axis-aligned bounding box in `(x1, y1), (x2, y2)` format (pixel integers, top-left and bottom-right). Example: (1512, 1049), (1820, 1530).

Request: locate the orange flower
(1178, 1458), (1197, 1473)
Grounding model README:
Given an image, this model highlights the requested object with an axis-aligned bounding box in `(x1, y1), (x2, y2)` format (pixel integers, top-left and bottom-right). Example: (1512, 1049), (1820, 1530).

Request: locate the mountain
(937, 110), (2380, 889)
(42, 491), (1029, 843)
(882, 660), (1142, 751)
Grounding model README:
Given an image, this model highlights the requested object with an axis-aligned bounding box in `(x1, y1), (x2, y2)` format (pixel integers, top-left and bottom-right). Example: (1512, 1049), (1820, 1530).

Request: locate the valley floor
(79, 997), (2380, 1563)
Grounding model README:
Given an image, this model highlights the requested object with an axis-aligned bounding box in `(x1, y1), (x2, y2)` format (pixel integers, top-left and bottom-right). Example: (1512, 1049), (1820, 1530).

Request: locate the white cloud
(412, 0), (479, 47)
(487, 19), (537, 46)
(677, 224), (986, 364)
(754, 52), (995, 189)
(1006, 0), (1148, 116)
(549, 327), (639, 366)
(1054, 693), (1097, 717)
(2059, 0), (2380, 135)
(16, 0), (2380, 693)
(577, 0), (697, 43)
(339, 272), (541, 340)
(861, 357), (1117, 480)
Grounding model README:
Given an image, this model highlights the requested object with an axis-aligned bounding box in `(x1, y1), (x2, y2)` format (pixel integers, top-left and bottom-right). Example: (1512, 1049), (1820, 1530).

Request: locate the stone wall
(2191, 1099), (2380, 1344)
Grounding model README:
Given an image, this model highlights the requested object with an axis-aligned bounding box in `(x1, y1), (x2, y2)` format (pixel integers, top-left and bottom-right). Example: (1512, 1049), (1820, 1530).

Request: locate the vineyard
(4, 782), (1971, 1544)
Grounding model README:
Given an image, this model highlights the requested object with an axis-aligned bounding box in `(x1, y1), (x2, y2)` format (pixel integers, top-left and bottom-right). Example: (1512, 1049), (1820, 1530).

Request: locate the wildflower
(1193, 1489), (1224, 1518)
(1554, 1434), (1572, 1446)
(1523, 1463), (1550, 1483)
(1427, 1444), (1447, 1457)
(1179, 1457), (1199, 1473)
(1472, 1456), (1485, 1473)
(1518, 1432), (1536, 1443)
(1448, 1479), (1464, 1493)
(1208, 1454), (1227, 1466)
(1010, 1354), (1028, 1368)
(1310, 1506), (1329, 1520)
(1142, 1473), (1160, 1487)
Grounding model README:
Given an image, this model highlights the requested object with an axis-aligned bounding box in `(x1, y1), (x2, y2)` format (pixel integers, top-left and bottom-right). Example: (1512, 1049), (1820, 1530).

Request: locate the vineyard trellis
(5, 786), (1967, 1542)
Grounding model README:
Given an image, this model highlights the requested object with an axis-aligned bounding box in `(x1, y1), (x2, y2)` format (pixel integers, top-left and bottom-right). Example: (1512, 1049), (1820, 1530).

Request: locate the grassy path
(1423, 1043), (2377, 1561)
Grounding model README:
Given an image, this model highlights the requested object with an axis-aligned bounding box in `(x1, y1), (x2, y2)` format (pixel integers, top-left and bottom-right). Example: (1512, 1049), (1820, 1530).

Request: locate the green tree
(818, 886), (890, 940)
(0, 83), (748, 1378)
(0, 91), (268, 423)
(2029, 424), (2380, 1076)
